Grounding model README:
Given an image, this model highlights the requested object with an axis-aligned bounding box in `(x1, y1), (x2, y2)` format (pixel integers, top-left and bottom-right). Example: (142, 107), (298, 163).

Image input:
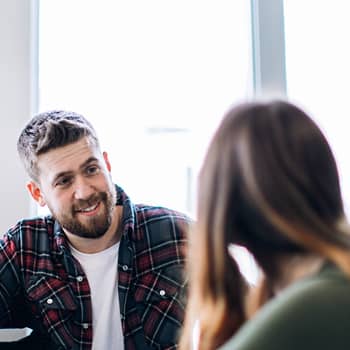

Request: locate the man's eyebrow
(51, 157), (99, 185)
(79, 157), (99, 170)
(51, 170), (74, 186)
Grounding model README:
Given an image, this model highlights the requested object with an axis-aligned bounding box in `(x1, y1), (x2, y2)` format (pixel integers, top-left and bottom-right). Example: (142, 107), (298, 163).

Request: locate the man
(0, 111), (190, 349)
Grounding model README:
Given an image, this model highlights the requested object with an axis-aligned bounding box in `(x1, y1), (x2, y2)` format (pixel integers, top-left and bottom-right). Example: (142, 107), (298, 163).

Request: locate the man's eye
(86, 165), (100, 175)
(55, 177), (72, 187)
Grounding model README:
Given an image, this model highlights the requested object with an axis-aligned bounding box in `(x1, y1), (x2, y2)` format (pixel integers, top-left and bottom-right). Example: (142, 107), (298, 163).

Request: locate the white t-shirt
(70, 242), (124, 350)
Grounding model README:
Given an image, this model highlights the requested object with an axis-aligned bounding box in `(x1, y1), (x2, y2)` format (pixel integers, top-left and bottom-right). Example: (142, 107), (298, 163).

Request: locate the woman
(180, 100), (350, 350)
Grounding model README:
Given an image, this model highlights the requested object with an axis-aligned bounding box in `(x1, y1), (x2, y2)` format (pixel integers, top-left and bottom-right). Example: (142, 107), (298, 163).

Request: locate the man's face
(29, 137), (117, 239)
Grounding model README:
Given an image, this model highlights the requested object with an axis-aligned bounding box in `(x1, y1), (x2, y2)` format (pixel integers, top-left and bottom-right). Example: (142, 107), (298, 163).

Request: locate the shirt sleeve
(0, 234), (21, 326)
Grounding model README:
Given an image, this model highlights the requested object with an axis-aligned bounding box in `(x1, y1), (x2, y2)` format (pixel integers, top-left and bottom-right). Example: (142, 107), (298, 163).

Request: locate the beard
(51, 188), (116, 239)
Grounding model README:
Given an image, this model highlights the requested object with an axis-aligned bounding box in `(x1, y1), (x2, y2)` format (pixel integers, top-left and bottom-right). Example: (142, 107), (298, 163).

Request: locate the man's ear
(27, 181), (46, 207)
(103, 151), (112, 172)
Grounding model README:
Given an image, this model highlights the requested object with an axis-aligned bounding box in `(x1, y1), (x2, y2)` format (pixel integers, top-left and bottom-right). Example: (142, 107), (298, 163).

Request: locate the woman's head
(181, 100), (350, 350)
(198, 100), (349, 266)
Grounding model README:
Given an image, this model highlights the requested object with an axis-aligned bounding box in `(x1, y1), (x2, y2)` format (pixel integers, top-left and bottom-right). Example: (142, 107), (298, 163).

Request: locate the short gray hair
(17, 110), (100, 181)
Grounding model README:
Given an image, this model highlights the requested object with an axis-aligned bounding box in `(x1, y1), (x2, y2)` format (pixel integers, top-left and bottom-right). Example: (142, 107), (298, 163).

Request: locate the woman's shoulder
(276, 262), (350, 309)
(220, 264), (350, 350)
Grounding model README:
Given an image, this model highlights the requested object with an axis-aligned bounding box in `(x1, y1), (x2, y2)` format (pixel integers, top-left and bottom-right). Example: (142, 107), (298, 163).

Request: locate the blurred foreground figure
(181, 100), (350, 350)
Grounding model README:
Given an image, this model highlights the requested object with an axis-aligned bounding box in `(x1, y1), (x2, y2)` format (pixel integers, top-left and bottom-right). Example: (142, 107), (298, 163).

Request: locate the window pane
(284, 0), (350, 215)
(39, 0), (252, 217)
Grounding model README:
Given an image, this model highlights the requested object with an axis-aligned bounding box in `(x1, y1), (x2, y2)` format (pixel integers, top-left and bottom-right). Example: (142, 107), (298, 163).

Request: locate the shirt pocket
(134, 265), (186, 348)
(27, 274), (78, 311)
(26, 274), (78, 348)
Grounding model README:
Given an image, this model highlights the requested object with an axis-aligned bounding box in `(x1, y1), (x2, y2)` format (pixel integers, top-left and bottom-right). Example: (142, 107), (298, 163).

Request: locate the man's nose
(73, 177), (95, 200)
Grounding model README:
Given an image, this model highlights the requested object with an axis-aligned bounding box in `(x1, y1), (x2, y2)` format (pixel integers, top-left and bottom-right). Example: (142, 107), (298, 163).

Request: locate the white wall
(0, 0), (37, 234)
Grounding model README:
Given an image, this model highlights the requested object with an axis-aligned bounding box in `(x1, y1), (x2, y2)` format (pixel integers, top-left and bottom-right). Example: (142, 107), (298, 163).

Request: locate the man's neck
(64, 205), (123, 254)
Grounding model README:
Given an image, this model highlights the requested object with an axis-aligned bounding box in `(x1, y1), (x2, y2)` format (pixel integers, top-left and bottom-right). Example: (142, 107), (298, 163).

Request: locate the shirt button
(122, 265), (128, 271)
(77, 276), (83, 282)
(159, 290), (166, 297)
(82, 323), (89, 329)
(46, 298), (53, 305)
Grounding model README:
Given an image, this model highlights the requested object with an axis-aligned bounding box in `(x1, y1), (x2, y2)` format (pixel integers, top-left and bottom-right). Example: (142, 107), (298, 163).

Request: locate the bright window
(284, 0), (350, 215)
(39, 1), (252, 217)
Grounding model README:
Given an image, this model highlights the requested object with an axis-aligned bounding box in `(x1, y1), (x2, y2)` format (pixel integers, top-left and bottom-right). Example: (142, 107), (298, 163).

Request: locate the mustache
(72, 192), (108, 211)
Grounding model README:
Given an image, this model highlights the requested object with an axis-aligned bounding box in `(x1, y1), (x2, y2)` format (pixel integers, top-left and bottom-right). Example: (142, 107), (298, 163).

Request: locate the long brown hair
(180, 100), (350, 349)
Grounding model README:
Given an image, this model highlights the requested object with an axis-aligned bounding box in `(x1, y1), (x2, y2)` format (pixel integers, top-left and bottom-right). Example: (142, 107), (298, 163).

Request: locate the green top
(220, 263), (350, 350)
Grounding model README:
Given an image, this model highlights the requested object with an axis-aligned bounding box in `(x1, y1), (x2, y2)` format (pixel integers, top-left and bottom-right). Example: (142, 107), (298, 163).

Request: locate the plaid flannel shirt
(0, 185), (189, 350)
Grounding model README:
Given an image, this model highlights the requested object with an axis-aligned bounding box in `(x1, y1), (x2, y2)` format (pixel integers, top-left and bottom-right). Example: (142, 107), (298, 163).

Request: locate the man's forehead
(37, 138), (101, 176)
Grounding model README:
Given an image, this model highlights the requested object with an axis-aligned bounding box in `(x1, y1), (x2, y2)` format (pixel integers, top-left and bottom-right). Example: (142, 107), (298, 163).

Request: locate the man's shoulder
(131, 204), (190, 250)
(4, 216), (55, 242)
(135, 204), (191, 225)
